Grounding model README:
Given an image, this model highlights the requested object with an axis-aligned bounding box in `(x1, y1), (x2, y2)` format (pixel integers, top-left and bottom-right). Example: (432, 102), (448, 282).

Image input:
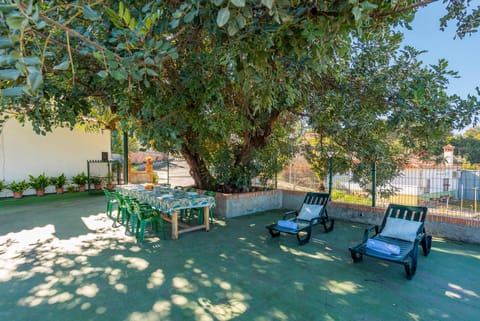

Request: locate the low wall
(325, 202), (480, 244)
(214, 189), (480, 244)
(215, 189), (282, 218)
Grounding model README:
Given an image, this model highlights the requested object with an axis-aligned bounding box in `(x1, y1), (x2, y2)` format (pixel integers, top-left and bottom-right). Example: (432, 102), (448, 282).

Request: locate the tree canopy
(1, 1), (479, 192)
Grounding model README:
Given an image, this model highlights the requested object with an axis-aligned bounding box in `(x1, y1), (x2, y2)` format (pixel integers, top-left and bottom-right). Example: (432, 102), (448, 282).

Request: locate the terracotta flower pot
(79, 186), (86, 192)
(13, 192), (23, 199)
(36, 189), (45, 196)
(56, 187), (64, 194)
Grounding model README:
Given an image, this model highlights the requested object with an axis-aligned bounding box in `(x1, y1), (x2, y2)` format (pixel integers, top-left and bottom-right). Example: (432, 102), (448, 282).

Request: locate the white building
(0, 118), (111, 197)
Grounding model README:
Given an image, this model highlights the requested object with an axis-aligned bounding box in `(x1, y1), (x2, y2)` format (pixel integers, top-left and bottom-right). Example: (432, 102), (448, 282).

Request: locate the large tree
(0, 1), (479, 192)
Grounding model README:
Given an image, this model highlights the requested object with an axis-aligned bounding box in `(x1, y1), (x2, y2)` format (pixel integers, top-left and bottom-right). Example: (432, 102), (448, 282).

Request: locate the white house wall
(0, 118), (110, 196)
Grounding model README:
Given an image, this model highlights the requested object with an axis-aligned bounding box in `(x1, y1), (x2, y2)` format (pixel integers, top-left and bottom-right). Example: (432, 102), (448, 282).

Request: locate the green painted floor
(0, 193), (479, 321)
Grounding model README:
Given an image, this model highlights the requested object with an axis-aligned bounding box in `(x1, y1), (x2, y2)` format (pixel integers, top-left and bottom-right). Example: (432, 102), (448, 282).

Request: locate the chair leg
(421, 235), (432, 256)
(350, 250), (363, 263)
(138, 221), (146, 243)
(321, 217), (335, 233)
(296, 228), (311, 245)
(267, 225), (280, 238)
(158, 217), (166, 240)
(404, 245), (419, 280)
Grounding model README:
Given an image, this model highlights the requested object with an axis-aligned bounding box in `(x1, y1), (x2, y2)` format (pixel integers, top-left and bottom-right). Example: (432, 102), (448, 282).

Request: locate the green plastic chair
(189, 190), (215, 224)
(126, 198), (166, 243)
(348, 204), (431, 280)
(103, 188), (122, 226)
(112, 192), (128, 227)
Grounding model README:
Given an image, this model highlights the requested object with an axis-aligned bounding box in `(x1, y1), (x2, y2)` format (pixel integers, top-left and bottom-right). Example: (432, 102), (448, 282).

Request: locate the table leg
(172, 210), (179, 240)
(204, 206), (210, 231)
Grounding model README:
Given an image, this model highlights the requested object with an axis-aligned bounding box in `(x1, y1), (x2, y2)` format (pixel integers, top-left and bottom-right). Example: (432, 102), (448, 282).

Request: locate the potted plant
(66, 183), (78, 193)
(105, 172), (115, 189)
(29, 173), (50, 196)
(72, 172), (88, 191)
(50, 173), (66, 194)
(90, 176), (103, 190)
(7, 180), (30, 198)
(0, 180), (4, 192)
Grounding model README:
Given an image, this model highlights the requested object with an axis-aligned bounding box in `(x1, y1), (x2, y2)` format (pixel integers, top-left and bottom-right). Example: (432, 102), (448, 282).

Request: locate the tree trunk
(181, 144), (215, 190)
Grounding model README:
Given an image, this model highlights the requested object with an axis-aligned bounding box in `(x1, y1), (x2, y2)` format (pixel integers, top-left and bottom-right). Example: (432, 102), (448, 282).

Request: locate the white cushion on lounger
(380, 217), (422, 242)
(297, 204), (323, 221)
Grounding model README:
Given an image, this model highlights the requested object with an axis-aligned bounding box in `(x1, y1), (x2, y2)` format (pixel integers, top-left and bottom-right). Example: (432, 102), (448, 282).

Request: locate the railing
(141, 154), (480, 224)
(279, 158), (480, 223)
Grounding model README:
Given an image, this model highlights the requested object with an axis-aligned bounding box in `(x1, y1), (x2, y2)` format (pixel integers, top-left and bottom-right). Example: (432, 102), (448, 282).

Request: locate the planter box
(214, 189), (282, 218)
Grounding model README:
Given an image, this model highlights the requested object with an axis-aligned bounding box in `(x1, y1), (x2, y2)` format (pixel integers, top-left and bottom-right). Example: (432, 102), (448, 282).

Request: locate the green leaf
(53, 60), (71, 71)
(6, 12), (26, 30)
(184, 10), (196, 23)
(0, 5), (17, 13)
(83, 5), (100, 21)
(111, 70), (128, 81)
(361, 1), (378, 10)
(0, 38), (13, 49)
(212, 0), (224, 6)
(119, 2), (125, 16)
(352, 6), (362, 21)
(0, 69), (22, 81)
(20, 57), (41, 65)
(146, 68), (159, 77)
(0, 55), (15, 65)
(261, 0), (273, 10)
(228, 21), (239, 36)
(123, 7), (131, 24)
(27, 71), (43, 92)
(1, 86), (24, 97)
(170, 19), (179, 29)
(217, 8), (230, 27)
(231, 0), (245, 8)
(26, 0), (33, 15)
(97, 70), (109, 78)
(128, 17), (137, 30)
(235, 14), (246, 29)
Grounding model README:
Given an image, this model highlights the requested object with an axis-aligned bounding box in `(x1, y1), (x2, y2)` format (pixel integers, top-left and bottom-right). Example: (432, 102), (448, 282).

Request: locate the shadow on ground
(0, 194), (479, 321)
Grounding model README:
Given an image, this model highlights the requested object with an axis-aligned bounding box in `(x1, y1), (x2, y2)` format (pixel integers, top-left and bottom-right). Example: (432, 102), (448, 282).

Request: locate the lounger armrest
(414, 231), (425, 243)
(363, 225), (379, 242)
(283, 210), (297, 220)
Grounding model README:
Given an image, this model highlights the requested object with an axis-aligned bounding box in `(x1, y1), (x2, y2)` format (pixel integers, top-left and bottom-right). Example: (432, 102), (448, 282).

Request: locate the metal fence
(144, 154), (480, 222)
(279, 156), (480, 222)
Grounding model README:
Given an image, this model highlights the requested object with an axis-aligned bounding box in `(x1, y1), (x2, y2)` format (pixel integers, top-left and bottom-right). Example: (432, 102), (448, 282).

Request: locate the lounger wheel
(422, 235), (432, 256)
(267, 226), (280, 238)
(296, 228), (311, 245)
(350, 250), (363, 263)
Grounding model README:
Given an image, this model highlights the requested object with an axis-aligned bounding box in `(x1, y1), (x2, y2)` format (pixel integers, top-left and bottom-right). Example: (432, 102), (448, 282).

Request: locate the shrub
(72, 172), (88, 186)
(28, 173), (50, 190)
(8, 180), (30, 193)
(50, 173), (67, 189)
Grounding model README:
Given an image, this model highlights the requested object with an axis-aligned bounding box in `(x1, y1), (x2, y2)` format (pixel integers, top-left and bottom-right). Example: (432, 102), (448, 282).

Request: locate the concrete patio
(0, 193), (479, 321)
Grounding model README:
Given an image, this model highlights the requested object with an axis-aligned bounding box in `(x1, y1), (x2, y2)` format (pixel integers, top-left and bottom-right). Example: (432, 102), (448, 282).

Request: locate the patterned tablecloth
(116, 184), (215, 215)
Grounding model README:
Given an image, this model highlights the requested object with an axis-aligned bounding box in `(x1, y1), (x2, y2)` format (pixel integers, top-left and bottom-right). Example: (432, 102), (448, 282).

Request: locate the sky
(401, 1), (480, 99)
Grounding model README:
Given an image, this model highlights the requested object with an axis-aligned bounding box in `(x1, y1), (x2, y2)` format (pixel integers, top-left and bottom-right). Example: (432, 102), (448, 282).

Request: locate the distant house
(393, 145), (461, 200)
(0, 118), (111, 197)
(331, 145), (462, 202)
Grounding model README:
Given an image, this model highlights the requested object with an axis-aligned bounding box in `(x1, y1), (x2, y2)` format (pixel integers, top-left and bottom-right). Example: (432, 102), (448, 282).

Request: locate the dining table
(116, 184), (215, 240)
